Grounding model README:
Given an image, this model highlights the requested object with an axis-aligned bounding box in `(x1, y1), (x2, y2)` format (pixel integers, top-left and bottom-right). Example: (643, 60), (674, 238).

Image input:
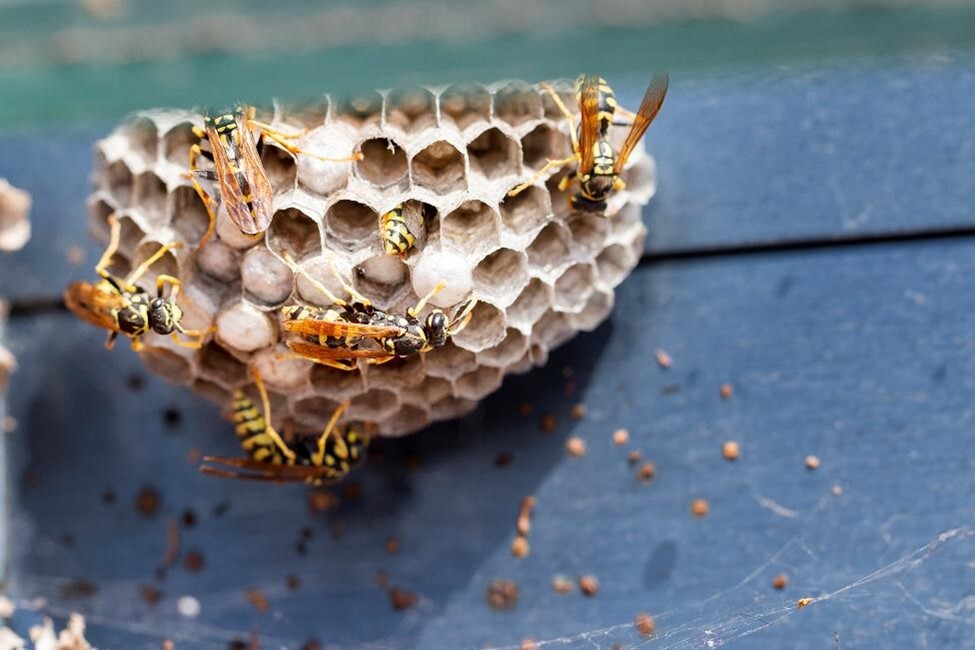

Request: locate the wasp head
(425, 310), (449, 348)
(148, 297), (182, 335)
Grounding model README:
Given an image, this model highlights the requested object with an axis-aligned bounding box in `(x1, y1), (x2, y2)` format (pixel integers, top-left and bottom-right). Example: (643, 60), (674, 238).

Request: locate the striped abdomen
(380, 204), (416, 256)
(232, 391), (286, 464)
(576, 76), (617, 133)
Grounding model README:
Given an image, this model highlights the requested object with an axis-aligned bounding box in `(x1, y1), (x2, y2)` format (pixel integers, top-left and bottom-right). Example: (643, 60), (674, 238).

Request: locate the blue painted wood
(3, 239), (975, 648)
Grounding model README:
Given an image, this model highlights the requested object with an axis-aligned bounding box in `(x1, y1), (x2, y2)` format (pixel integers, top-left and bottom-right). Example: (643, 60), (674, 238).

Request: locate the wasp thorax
(425, 311), (448, 348)
(583, 174), (616, 199)
(148, 297), (180, 335)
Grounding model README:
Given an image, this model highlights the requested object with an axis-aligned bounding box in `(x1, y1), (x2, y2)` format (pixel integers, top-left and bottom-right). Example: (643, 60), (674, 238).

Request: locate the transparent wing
(614, 72), (669, 174)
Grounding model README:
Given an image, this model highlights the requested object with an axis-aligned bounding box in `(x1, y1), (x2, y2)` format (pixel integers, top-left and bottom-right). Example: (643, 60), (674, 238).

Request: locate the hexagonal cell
(545, 169), (574, 217)
(363, 355), (426, 392)
(454, 365), (503, 401)
(324, 199), (378, 253)
(334, 91), (384, 126)
(500, 185), (549, 237)
(521, 124), (572, 170)
(553, 263), (596, 313)
(508, 278), (553, 328)
(533, 309), (576, 350)
(163, 121), (199, 166)
(386, 88), (437, 134)
(452, 302), (506, 353)
(196, 240), (241, 283)
(441, 201), (501, 258)
(260, 142), (298, 190)
(440, 84), (492, 131)
(526, 222), (572, 278)
(119, 116), (158, 164)
(569, 290), (614, 331)
(467, 128), (520, 181)
(293, 395), (344, 431)
(355, 255), (409, 307)
(430, 396), (478, 422)
(529, 343), (549, 369)
(216, 301), (278, 353)
(199, 341), (247, 388)
(105, 160), (134, 207)
(88, 197), (115, 235)
(131, 172), (168, 225)
(567, 213), (609, 254)
(171, 185), (212, 246)
(191, 377), (230, 406)
(596, 243), (638, 288)
(131, 239), (180, 289)
(540, 81), (577, 121)
(411, 141), (466, 194)
(348, 388), (400, 422)
(355, 138), (408, 188)
(417, 376), (453, 404)
(381, 404), (429, 437)
(267, 207), (322, 259)
(494, 83), (543, 127)
(478, 329), (529, 368)
(309, 364), (366, 401)
(278, 96), (329, 130)
(241, 246), (293, 307)
(293, 256), (353, 307)
(473, 248), (529, 307)
(116, 215), (146, 259)
(251, 346), (310, 390)
(424, 341), (478, 381)
(139, 346), (193, 385)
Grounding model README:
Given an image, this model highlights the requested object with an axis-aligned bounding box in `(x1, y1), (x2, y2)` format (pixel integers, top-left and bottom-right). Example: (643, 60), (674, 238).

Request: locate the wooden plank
(3, 239), (974, 647)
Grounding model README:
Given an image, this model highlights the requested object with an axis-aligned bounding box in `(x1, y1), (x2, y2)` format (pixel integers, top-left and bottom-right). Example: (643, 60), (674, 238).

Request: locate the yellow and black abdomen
(380, 204), (416, 256)
(232, 390), (285, 464)
(576, 76), (618, 132)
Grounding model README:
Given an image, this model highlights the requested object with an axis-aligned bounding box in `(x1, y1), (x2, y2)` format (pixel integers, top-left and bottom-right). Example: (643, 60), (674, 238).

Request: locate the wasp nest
(87, 82), (655, 436)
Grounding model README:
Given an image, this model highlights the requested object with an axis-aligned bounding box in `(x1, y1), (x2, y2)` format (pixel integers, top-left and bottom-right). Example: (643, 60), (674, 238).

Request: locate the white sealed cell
(88, 83), (656, 436)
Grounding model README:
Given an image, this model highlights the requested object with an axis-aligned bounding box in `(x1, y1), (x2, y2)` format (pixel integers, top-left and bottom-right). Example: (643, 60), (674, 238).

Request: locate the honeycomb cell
(171, 185), (212, 246)
(132, 241), (180, 291)
(553, 263), (596, 313)
(596, 243), (637, 289)
(293, 395), (344, 431)
(569, 290), (614, 331)
(364, 355), (426, 392)
(454, 365), (503, 401)
(196, 240), (241, 283)
(356, 138), (408, 188)
(296, 124), (358, 195)
(163, 122), (198, 166)
(324, 199), (378, 253)
(251, 346), (310, 390)
(88, 197), (115, 234)
(106, 160), (134, 207)
(381, 405), (429, 436)
(424, 341), (477, 381)
(440, 84), (492, 131)
(478, 329), (529, 368)
(386, 88), (437, 134)
(267, 207), (322, 259)
(278, 96), (329, 130)
(540, 81), (576, 120)
(132, 172), (168, 225)
(241, 246), (293, 307)
(418, 376), (453, 404)
(545, 170), (574, 217)
(116, 215), (146, 258)
(526, 222), (572, 279)
(473, 248), (529, 307)
(430, 396), (478, 421)
(216, 301), (278, 353)
(521, 124), (571, 170)
(452, 302), (506, 352)
(140, 345), (193, 385)
(348, 388), (400, 422)
(334, 91), (384, 126)
(441, 201), (501, 259)
(467, 128), (520, 181)
(411, 141), (466, 194)
(199, 341), (247, 389)
(494, 83), (543, 127)
(293, 256), (351, 307)
(260, 143), (298, 190)
(501, 185), (549, 236)
(119, 116), (158, 165)
(355, 255), (410, 306)
(310, 364), (366, 401)
(533, 309), (576, 350)
(507, 277), (552, 330)
(567, 213), (609, 254)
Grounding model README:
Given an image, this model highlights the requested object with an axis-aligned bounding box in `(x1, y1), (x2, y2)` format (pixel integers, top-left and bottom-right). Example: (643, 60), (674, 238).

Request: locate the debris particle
(126, 373), (146, 391)
(162, 518), (180, 566)
(181, 508), (197, 528)
(307, 489), (339, 513)
(186, 448), (202, 465)
(2, 416), (16, 433)
(832, 484), (843, 496)
(519, 401), (534, 416)
(654, 349), (673, 369)
(521, 639), (537, 650)
(136, 486), (161, 517)
(331, 519), (346, 539)
(183, 550), (205, 573)
(637, 461), (656, 482)
(722, 440), (740, 461)
(343, 481), (363, 502)
(511, 536), (529, 558)
(627, 449), (643, 464)
(403, 453), (423, 471)
(613, 428), (629, 446)
(578, 574), (599, 597)
(177, 595), (201, 618)
(162, 640), (175, 650)
(690, 498), (710, 517)
(564, 379), (577, 397)
(486, 579), (519, 611)
(539, 413), (557, 433)
(162, 406), (182, 429)
(494, 451), (514, 467)
(295, 541), (308, 556)
(286, 575), (301, 591)
(772, 574), (789, 590)
(67, 245), (85, 266)
(385, 537), (400, 555)
(720, 383), (733, 399)
(388, 586), (419, 611)
(245, 588), (269, 613)
(60, 579), (98, 599)
(565, 436), (587, 457)
(805, 455), (821, 470)
(570, 403), (586, 420)
(140, 585), (163, 606)
(552, 575), (574, 594)
(634, 612), (656, 638)
(299, 641), (322, 650)
(300, 526), (314, 541)
(212, 499), (232, 518)
(516, 496), (536, 537)
(797, 597), (813, 608)
(101, 490), (116, 505)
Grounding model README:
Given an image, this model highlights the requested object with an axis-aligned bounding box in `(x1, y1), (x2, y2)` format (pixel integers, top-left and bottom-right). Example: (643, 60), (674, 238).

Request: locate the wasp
(64, 214), (212, 351)
(279, 253), (476, 371)
(187, 105), (361, 247)
(379, 202), (433, 257)
(200, 368), (369, 484)
(508, 73), (668, 213)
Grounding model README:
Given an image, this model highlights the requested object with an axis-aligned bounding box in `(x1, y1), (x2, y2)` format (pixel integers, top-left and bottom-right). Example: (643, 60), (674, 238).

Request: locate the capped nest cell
(87, 81), (656, 436)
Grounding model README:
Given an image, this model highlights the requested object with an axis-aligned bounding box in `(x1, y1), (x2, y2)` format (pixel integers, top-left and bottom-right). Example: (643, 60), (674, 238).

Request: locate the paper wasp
(508, 73), (668, 213)
(380, 202), (434, 257)
(64, 214), (212, 351)
(187, 105), (361, 247)
(200, 368), (369, 484)
(279, 253), (476, 371)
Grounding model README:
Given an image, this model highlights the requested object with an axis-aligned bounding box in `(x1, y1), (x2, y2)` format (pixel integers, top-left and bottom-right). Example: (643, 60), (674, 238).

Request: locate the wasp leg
(407, 283), (445, 318)
(447, 299), (478, 337)
(557, 169), (578, 192)
(125, 241), (183, 289)
(508, 154), (578, 197)
(540, 82), (579, 153)
(276, 349), (359, 372)
(613, 177), (626, 191)
(104, 330), (118, 350)
(325, 256), (371, 306)
(186, 143), (219, 249)
(281, 252), (349, 307)
(129, 337), (144, 352)
(251, 368), (297, 461)
(95, 213), (122, 280)
(366, 355), (398, 366)
(312, 400), (350, 466)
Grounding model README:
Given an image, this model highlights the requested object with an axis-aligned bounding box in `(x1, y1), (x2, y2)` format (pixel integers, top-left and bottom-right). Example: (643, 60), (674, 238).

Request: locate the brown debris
(570, 403), (586, 420)
(181, 508), (198, 528)
(67, 245), (85, 266)
(654, 349), (673, 369)
(722, 441), (740, 461)
(539, 413), (557, 433)
(162, 518), (180, 566)
(772, 574), (789, 590)
(140, 585), (163, 606)
(613, 428), (630, 446)
(186, 448), (202, 465)
(245, 588), (269, 613)
(805, 455), (820, 470)
(343, 481), (363, 502)
(634, 612), (656, 638)
(690, 499), (710, 517)
(627, 449), (643, 464)
(161, 640), (175, 650)
(377, 570), (419, 611)
(494, 451), (514, 467)
(136, 486), (161, 517)
(832, 484), (843, 496)
(286, 575), (302, 591)
(720, 383), (733, 399)
(519, 401), (534, 416)
(637, 461), (656, 482)
(60, 579), (99, 599)
(183, 550), (205, 573)
(486, 579), (519, 611)
(307, 489), (339, 513)
(565, 437), (587, 457)
(516, 496), (536, 537)
(552, 575), (574, 594)
(511, 536), (529, 558)
(101, 490), (116, 505)
(299, 641), (322, 650)
(797, 597), (813, 608)
(521, 639), (538, 650)
(578, 574), (599, 597)
(385, 537), (400, 555)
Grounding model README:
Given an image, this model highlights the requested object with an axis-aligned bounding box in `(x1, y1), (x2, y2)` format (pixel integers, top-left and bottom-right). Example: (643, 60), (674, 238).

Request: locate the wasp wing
(577, 75), (602, 176)
(206, 122), (272, 236)
(236, 114), (275, 232)
(282, 318), (403, 340)
(614, 73), (668, 174)
(64, 281), (122, 332)
(287, 341), (396, 363)
(200, 456), (341, 483)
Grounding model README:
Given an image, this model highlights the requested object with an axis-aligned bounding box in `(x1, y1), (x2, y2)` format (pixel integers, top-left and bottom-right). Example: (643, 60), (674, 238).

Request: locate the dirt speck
(386, 537), (400, 555)
(637, 461), (656, 482)
(565, 436), (587, 457)
(552, 575), (574, 594)
(136, 486), (161, 518)
(183, 550), (205, 572)
(578, 574), (599, 597)
(772, 574), (789, 590)
(690, 498), (710, 517)
(635, 612), (656, 637)
(539, 413), (557, 433)
(805, 455), (820, 470)
(494, 451), (514, 467)
(720, 383), (733, 399)
(570, 403), (586, 420)
(140, 584), (163, 606)
(797, 597), (813, 608)
(613, 428), (629, 446)
(245, 588), (269, 612)
(627, 449), (642, 464)
(486, 579), (519, 611)
(654, 349), (673, 369)
(286, 575), (302, 591)
(722, 441), (740, 461)
(511, 536), (529, 558)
